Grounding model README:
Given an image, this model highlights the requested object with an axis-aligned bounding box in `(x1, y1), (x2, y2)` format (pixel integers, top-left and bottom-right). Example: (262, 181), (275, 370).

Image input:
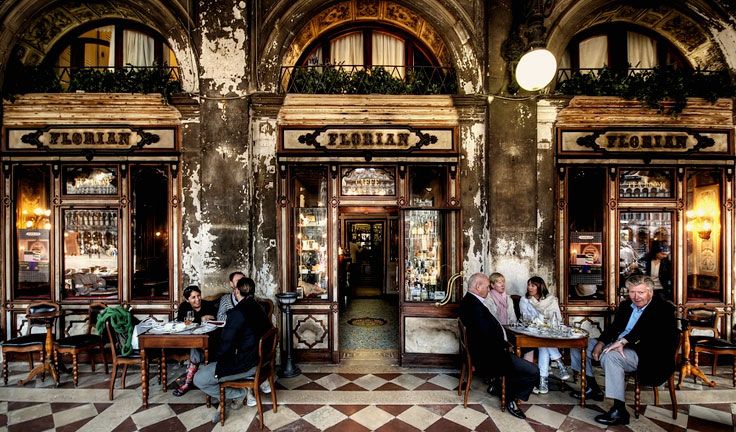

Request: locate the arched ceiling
(546, 0), (730, 69)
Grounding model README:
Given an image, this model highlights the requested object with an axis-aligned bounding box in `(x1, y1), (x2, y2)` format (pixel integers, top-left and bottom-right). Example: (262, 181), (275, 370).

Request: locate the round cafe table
(19, 310), (62, 386)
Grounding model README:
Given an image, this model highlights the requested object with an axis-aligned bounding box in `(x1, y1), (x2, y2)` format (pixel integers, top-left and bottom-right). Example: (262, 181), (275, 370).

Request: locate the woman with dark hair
(519, 276), (571, 394)
(173, 285), (217, 396)
(642, 240), (672, 301)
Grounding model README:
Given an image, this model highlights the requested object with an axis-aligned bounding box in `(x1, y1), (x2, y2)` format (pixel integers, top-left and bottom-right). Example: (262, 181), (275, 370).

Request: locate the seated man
(570, 275), (677, 426)
(459, 273), (538, 419)
(216, 271), (245, 321)
(193, 277), (272, 423)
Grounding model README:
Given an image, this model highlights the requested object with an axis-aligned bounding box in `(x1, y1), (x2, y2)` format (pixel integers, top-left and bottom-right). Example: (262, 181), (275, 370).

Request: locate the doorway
(339, 210), (399, 362)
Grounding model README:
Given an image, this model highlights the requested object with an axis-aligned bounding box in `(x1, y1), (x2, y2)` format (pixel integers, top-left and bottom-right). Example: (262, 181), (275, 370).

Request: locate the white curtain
(105, 26), (116, 69)
(372, 32), (405, 77)
(627, 31), (657, 69)
(578, 35), (608, 72)
(330, 33), (363, 69)
(307, 47), (323, 65)
(123, 30), (155, 67)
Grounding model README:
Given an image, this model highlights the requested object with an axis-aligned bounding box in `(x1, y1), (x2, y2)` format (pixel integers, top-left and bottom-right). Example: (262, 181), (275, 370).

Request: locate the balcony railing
(553, 67), (734, 114)
(4, 65), (182, 99)
(279, 65), (457, 95)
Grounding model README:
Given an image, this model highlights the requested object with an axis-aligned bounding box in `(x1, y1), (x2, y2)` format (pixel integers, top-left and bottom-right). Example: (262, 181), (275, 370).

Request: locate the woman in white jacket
(519, 276), (571, 394)
(484, 272), (517, 325)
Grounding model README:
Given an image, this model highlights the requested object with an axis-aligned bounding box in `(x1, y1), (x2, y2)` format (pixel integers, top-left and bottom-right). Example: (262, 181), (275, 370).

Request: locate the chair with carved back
(457, 319), (506, 410)
(206, 326), (279, 429)
(256, 298), (275, 322)
(105, 320), (161, 400)
(1, 301), (60, 385)
(684, 304), (736, 387)
(53, 302), (109, 387)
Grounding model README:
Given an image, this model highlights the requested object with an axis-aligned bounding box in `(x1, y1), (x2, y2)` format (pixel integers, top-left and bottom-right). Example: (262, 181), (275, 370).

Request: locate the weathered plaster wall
(486, 97), (547, 297)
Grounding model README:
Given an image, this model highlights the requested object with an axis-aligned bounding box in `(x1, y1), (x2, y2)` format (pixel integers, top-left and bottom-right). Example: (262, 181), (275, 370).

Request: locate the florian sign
(281, 126), (455, 152)
(559, 129), (730, 154)
(6, 127), (177, 151)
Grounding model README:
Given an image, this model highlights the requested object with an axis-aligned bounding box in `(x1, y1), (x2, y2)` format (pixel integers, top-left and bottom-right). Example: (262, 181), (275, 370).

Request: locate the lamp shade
(276, 291), (299, 305)
(515, 48), (557, 91)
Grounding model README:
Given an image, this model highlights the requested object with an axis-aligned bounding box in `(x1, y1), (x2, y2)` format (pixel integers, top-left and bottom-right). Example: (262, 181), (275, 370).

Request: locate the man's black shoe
(594, 406), (630, 426)
(486, 383), (501, 397)
(569, 386), (604, 402)
(505, 400), (526, 419)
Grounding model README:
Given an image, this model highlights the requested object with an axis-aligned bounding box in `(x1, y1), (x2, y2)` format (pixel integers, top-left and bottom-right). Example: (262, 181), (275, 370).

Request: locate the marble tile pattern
(0, 361), (735, 431)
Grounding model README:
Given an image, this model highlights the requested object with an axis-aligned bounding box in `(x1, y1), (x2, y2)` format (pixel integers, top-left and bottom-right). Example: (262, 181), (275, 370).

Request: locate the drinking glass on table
(185, 311), (194, 325)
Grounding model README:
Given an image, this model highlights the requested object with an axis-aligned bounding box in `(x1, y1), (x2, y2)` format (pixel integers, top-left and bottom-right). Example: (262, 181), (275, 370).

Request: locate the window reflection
(63, 209), (119, 298)
(63, 166), (118, 195)
(619, 211), (673, 301)
(14, 166), (51, 299)
(341, 167), (395, 196)
(131, 166), (169, 300)
(619, 169), (673, 198)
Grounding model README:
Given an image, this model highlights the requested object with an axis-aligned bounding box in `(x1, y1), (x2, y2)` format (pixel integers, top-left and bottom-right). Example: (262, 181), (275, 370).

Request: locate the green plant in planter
(556, 66), (736, 115)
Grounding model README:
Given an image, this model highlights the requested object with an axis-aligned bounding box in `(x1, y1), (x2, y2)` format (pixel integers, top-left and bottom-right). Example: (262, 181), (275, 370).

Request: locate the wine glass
(185, 311), (194, 325)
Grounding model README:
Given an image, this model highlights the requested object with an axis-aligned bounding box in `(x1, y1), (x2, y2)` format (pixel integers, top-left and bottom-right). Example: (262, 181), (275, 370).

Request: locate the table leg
(580, 347), (586, 407)
(20, 323), (59, 386)
(204, 348), (209, 365)
(141, 348), (149, 408)
(161, 349), (168, 392)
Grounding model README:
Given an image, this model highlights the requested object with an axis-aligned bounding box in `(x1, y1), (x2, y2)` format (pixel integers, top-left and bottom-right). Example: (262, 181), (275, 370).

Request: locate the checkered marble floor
(1, 361), (735, 431)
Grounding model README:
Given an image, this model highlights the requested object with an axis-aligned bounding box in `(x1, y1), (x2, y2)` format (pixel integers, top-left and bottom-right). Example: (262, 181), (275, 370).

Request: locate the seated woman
(519, 276), (571, 394)
(173, 285), (217, 396)
(484, 272), (517, 325)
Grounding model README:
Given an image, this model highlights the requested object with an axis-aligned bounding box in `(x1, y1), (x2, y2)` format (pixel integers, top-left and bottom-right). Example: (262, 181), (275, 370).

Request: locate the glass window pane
(63, 166), (118, 195)
(293, 166), (328, 207)
(567, 167), (605, 301)
(686, 170), (722, 302)
(409, 166), (446, 207)
(62, 209), (119, 299)
(296, 208), (328, 299)
(131, 166), (170, 300)
(14, 166), (52, 299)
(619, 169), (673, 198)
(619, 211), (673, 301)
(341, 167), (395, 196)
(404, 210), (442, 302)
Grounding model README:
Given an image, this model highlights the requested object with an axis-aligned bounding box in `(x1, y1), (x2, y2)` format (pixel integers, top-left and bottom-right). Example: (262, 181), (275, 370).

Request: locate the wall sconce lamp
(508, 0), (557, 91)
(685, 208), (716, 240)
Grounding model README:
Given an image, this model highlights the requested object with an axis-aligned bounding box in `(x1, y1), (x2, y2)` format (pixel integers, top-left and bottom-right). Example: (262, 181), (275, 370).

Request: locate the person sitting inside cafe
(172, 285), (217, 396)
(217, 271), (245, 321)
(460, 272), (538, 420)
(193, 277), (272, 423)
(569, 275), (677, 426)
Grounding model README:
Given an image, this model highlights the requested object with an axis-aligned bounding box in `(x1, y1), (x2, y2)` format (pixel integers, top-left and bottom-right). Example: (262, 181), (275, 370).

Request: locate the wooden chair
(207, 326), (279, 429)
(256, 298), (275, 321)
(684, 304), (736, 387)
(633, 329), (679, 419)
(105, 320), (151, 400)
(1, 301), (60, 385)
(53, 302), (108, 387)
(457, 319), (506, 410)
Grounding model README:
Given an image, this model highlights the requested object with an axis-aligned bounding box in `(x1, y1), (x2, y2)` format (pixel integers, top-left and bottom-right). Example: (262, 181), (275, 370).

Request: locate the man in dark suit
(570, 275), (677, 426)
(193, 277), (272, 423)
(459, 273), (538, 419)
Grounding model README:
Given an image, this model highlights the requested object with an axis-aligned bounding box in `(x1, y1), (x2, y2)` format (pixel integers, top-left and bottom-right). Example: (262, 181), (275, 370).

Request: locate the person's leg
(538, 347), (551, 377)
(508, 354), (539, 402)
(571, 338), (597, 378)
(174, 348), (203, 396)
(600, 348), (639, 401)
(217, 366), (256, 401)
(192, 362), (222, 400)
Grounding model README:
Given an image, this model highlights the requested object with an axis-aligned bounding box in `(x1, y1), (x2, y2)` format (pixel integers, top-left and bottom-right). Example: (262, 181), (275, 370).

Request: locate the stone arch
(0, 0), (199, 92)
(546, 0), (734, 70)
(257, 0), (482, 94)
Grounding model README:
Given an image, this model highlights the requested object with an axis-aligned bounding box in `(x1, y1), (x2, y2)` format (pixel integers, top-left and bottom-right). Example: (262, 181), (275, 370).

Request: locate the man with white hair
(570, 275), (677, 426)
(459, 272), (538, 419)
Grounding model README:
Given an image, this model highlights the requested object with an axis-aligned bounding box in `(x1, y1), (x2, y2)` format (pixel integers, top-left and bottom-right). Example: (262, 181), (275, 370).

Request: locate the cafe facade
(0, 0), (735, 366)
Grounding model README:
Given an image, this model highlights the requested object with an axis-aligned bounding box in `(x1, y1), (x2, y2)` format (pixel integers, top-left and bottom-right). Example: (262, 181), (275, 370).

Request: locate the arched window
(299, 24), (437, 74)
(560, 24), (687, 72)
(50, 21), (177, 69)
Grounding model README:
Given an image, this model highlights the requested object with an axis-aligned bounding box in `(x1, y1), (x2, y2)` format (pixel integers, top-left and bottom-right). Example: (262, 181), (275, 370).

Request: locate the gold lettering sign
(560, 130), (729, 154)
(9, 127), (166, 151)
(282, 127), (455, 151)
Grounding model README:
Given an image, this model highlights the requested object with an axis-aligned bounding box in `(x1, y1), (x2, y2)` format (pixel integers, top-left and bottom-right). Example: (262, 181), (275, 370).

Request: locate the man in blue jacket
(193, 276), (271, 423)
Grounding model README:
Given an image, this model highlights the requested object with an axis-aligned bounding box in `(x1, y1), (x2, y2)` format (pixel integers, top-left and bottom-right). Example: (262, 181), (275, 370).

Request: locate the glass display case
(569, 231), (604, 300)
(404, 210), (443, 302)
(62, 209), (119, 299)
(296, 208), (328, 299)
